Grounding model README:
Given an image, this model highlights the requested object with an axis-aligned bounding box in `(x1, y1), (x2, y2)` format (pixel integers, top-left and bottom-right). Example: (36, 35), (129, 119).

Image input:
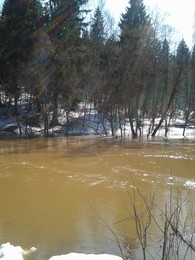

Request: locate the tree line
(0, 0), (195, 137)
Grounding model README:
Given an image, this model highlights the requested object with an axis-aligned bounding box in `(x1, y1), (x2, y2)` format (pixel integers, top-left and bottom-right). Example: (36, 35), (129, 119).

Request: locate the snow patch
(0, 243), (37, 260)
(0, 103), (194, 139)
(184, 181), (195, 189)
(0, 243), (122, 260)
(48, 253), (122, 260)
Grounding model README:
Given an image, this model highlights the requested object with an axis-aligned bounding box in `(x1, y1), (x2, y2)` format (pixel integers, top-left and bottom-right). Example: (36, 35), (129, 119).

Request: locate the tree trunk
(14, 93), (18, 115)
(109, 110), (115, 136)
(151, 64), (184, 137)
(44, 113), (49, 136)
(127, 104), (137, 138)
(50, 92), (59, 126)
(129, 117), (137, 138)
(183, 107), (190, 136)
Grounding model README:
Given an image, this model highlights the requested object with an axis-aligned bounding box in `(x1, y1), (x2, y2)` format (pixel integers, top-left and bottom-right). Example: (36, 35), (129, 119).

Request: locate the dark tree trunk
(14, 94), (18, 115)
(183, 107), (190, 136)
(152, 64), (184, 137)
(50, 92), (59, 126)
(129, 117), (137, 138)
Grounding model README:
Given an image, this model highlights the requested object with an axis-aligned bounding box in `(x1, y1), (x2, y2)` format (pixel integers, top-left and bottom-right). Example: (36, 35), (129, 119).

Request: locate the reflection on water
(0, 136), (195, 259)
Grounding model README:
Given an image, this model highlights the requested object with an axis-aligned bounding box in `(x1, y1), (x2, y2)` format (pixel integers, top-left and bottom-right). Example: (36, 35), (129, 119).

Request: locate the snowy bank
(0, 243), (122, 260)
(0, 104), (194, 139)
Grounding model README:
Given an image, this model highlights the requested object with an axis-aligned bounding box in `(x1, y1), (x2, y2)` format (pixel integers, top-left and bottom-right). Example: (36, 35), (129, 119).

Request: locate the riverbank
(0, 110), (194, 140)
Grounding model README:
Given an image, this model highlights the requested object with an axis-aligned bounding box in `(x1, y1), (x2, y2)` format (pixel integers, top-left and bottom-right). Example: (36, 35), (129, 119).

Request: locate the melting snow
(49, 253), (122, 260)
(0, 243), (122, 260)
(184, 181), (195, 189)
(0, 243), (36, 260)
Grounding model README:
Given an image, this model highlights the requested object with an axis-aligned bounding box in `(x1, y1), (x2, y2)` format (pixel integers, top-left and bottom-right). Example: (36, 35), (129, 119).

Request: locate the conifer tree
(119, 0), (151, 138)
(44, 0), (88, 127)
(151, 39), (190, 137)
(0, 0), (43, 114)
(191, 44), (195, 112)
(182, 43), (195, 135)
(84, 5), (106, 106)
(175, 39), (190, 111)
(119, 0), (149, 43)
(90, 6), (105, 45)
(152, 38), (170, 117)
(141, 33), (162, 134)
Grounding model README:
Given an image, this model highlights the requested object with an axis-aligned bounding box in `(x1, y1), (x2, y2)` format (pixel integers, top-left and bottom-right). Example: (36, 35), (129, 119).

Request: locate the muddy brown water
(0, 136), (195, 259)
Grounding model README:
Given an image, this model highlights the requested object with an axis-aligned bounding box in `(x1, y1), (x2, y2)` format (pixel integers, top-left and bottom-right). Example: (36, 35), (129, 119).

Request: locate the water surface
(0, 136), (195, 259)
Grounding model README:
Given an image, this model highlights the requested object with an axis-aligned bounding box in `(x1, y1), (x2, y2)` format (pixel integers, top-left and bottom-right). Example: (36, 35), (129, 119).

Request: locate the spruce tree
(151, 40), (190, 137)
(90, 6), (105, 45)
(156, 38), (170, 114)
(87, 5), (106, 104)
(44, 0), (88, 127)
(119, 0), (151, 138)
(182, 43), (195, 135)
(119, 0), (149, 43)
(175, 39), (190, 111)
(191, 44), (195, 113)
(0, 0), (43, 114)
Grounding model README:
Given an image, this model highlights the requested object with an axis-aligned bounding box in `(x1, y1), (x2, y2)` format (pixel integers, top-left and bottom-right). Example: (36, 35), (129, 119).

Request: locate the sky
(0, 0), (194, 48)
(104, 0), (195, 48)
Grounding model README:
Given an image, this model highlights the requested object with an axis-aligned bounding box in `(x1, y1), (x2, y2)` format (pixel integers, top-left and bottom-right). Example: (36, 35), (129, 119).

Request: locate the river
(0, 136), (195, 259)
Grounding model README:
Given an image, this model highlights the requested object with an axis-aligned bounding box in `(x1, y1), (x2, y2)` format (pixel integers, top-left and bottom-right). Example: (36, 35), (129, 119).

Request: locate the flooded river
(0, 136), (195, 259)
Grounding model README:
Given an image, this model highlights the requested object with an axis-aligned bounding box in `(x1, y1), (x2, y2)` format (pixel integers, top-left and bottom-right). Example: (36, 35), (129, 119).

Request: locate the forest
(0, 0), (195, 138)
